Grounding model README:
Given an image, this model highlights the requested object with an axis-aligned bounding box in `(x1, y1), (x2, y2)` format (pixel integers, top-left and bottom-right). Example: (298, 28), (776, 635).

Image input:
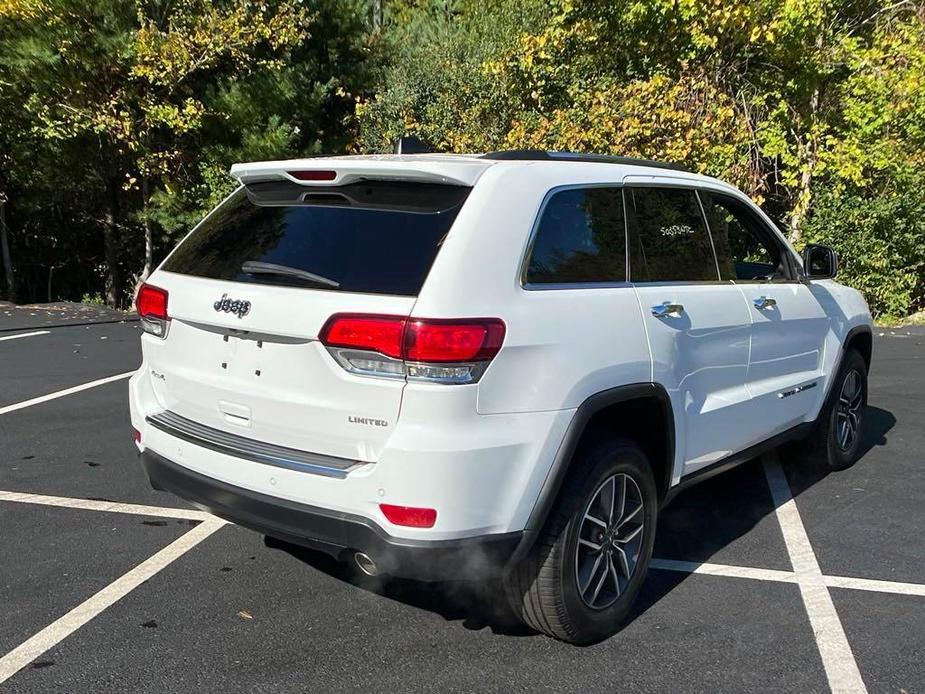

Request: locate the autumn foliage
(1, 0), (924, 318)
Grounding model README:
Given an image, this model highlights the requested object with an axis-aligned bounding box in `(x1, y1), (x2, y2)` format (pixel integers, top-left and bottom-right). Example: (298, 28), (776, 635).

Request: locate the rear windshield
(162, 180), (471, 296)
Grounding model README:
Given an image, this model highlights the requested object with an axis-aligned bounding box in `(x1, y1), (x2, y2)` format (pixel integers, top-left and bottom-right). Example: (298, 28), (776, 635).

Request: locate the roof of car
(231, 151), (733, 190)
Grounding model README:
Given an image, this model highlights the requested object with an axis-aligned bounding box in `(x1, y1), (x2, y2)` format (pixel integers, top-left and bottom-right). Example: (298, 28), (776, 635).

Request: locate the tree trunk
(141, 176), (153, 282)
(103, 176), (121, 308)
(788, 150), (815, 247)
(0, 192), (13, 300)
(789, 39), (824, 247)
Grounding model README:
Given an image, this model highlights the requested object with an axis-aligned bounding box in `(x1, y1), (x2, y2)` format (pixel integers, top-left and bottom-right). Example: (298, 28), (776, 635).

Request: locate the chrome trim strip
(146, 410), (365, 479)
(778, 381), (819, 399)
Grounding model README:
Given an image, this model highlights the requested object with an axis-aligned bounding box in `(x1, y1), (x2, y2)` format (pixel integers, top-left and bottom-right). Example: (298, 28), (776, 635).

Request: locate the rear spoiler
(230, 157), (493, 188)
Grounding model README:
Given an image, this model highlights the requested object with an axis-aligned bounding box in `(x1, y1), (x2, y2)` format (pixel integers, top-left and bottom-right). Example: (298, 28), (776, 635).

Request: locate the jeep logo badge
(213, 293), (251, 318)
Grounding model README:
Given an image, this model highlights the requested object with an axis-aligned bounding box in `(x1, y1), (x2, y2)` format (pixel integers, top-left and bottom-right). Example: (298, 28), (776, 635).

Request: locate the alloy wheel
(574, 473), (646, 610)
(835, 369), (864, 452)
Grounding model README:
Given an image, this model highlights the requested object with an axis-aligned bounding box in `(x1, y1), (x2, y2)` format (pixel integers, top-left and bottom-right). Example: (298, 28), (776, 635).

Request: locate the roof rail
(480, 150), (690, 173)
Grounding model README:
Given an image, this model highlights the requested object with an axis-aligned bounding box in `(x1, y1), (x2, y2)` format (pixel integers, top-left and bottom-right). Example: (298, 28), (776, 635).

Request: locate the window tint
(626, 187), (718, 282)
(162, 181), (470, 296)
(526, 187), (626, 284)
(701, 192), (786, 281)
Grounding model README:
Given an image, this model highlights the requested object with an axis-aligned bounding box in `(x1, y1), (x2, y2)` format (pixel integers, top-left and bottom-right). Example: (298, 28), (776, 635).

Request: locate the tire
(503, 438), (658, 645)
(810, 348), (868, 471)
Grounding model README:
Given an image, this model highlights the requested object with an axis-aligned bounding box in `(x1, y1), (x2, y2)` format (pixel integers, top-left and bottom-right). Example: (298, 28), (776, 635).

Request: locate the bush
(802, 187), (925, 320)
(80, 292), (106, 306)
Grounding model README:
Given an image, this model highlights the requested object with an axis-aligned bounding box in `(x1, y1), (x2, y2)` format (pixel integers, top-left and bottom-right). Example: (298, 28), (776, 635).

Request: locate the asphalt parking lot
(0, 302), (922, 693)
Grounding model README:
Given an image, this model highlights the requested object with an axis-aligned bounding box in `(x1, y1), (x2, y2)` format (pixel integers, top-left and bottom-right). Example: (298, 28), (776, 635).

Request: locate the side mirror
(802, 244), (838, 279)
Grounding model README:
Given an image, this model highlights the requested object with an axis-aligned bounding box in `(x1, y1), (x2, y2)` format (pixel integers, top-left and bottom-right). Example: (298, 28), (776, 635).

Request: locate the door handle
(753, 296), (777, 310)
(651, 301), (684, 318)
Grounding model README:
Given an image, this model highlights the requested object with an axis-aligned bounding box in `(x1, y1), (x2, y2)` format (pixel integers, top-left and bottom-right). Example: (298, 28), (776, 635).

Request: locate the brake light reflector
(137, 283), (170, 338)
(379, 504), (437, 528)
(288, 170), (337, 182)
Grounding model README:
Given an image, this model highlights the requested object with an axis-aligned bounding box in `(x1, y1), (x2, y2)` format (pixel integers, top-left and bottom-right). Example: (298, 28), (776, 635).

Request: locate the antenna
(393, 136), (433, 155)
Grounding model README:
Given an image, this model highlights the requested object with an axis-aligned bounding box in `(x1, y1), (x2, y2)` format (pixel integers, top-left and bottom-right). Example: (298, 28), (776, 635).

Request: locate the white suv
(130, 150), (873, 644)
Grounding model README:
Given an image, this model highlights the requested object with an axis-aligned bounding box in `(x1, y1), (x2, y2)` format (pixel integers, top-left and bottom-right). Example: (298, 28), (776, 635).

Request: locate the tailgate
(140, 175), (472, 462)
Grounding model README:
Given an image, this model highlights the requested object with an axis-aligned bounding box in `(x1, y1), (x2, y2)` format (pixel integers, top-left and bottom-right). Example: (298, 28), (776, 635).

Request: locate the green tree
(0, 0), (378, 307)
(360, 0), (925, 317)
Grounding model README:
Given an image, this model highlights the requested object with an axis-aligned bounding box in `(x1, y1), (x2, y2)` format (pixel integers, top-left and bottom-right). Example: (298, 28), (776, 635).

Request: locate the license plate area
(219, 331), (268, 379)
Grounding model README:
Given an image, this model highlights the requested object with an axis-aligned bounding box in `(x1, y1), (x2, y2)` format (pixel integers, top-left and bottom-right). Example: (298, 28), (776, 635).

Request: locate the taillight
(137, 283), (170, 338)
(319, 314), (505, 384)
(379, 504), (437, 528)
(320, 314), (406, 359)
(404, 319), (505, 362)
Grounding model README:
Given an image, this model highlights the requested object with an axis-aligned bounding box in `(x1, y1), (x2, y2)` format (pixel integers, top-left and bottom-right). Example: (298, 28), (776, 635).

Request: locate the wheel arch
(523, 383), (675, 535)
(844, 324), (873, 373)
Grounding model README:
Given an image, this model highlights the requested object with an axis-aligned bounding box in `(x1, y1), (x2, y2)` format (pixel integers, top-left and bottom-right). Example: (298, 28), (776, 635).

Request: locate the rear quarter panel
(412, 163), (652, 416)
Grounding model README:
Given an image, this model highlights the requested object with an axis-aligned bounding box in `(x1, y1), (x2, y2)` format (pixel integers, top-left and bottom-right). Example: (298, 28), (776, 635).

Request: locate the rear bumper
(141, 450), (529, 581)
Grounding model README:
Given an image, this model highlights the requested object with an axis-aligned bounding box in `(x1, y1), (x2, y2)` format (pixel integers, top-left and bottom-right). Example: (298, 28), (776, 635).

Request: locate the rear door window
(626, 187), (719, 282)
(525, 187), (626, 285)
(162, 181), (471, 296)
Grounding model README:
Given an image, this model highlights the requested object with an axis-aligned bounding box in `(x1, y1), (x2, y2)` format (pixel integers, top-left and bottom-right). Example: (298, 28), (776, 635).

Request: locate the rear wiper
(241, 261), (340, 288)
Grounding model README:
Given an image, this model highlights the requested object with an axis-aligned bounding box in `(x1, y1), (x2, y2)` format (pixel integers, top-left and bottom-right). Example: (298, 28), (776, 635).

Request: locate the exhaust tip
(354, 552), (378, 577)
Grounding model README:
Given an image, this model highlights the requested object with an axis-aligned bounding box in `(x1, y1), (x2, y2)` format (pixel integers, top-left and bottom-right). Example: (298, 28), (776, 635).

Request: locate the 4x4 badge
(213, 293), (251, 318)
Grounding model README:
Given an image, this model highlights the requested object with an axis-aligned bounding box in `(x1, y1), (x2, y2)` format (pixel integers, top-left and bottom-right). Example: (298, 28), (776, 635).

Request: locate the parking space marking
(763, 452), (867, 694)
(0, 371), (134, 416)
(0, 518), (226, 684)
(650, 558), (925, 598)
(823, 574), (925, 598)
(0, 330), (50, 342)
(0, 490), (214, 522)
(650, 558), (798, 583)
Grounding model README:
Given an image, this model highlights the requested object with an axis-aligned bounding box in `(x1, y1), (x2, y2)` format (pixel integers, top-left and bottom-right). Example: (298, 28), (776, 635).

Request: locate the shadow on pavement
(265, 536), (532, 637)
(266, 405), (896, 643)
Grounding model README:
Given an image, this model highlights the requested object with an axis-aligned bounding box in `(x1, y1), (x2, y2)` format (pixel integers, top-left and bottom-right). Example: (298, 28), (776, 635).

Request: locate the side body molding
(523, 383), (675, 534)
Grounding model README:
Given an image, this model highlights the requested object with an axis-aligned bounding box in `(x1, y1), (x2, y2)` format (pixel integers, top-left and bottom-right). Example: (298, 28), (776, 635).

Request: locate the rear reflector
(136, 283), (170, 338)
(288, 170), (337, 182)
(379, 504), (437, 528)
(133, 428), (142, 444)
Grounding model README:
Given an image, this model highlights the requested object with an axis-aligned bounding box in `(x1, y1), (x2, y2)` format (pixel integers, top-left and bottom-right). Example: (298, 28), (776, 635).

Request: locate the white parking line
(0, 462), (918, 690)
(650, 558), (798, 583)
(0, 519), (226, 684)
(650, 558), (925, 597)
(763, 452), (868, 694)
(0, 330), (50, 342)
(824, 574), (925, 598)
(0, 490), (213, 522)
(0, 371), (134, 416)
